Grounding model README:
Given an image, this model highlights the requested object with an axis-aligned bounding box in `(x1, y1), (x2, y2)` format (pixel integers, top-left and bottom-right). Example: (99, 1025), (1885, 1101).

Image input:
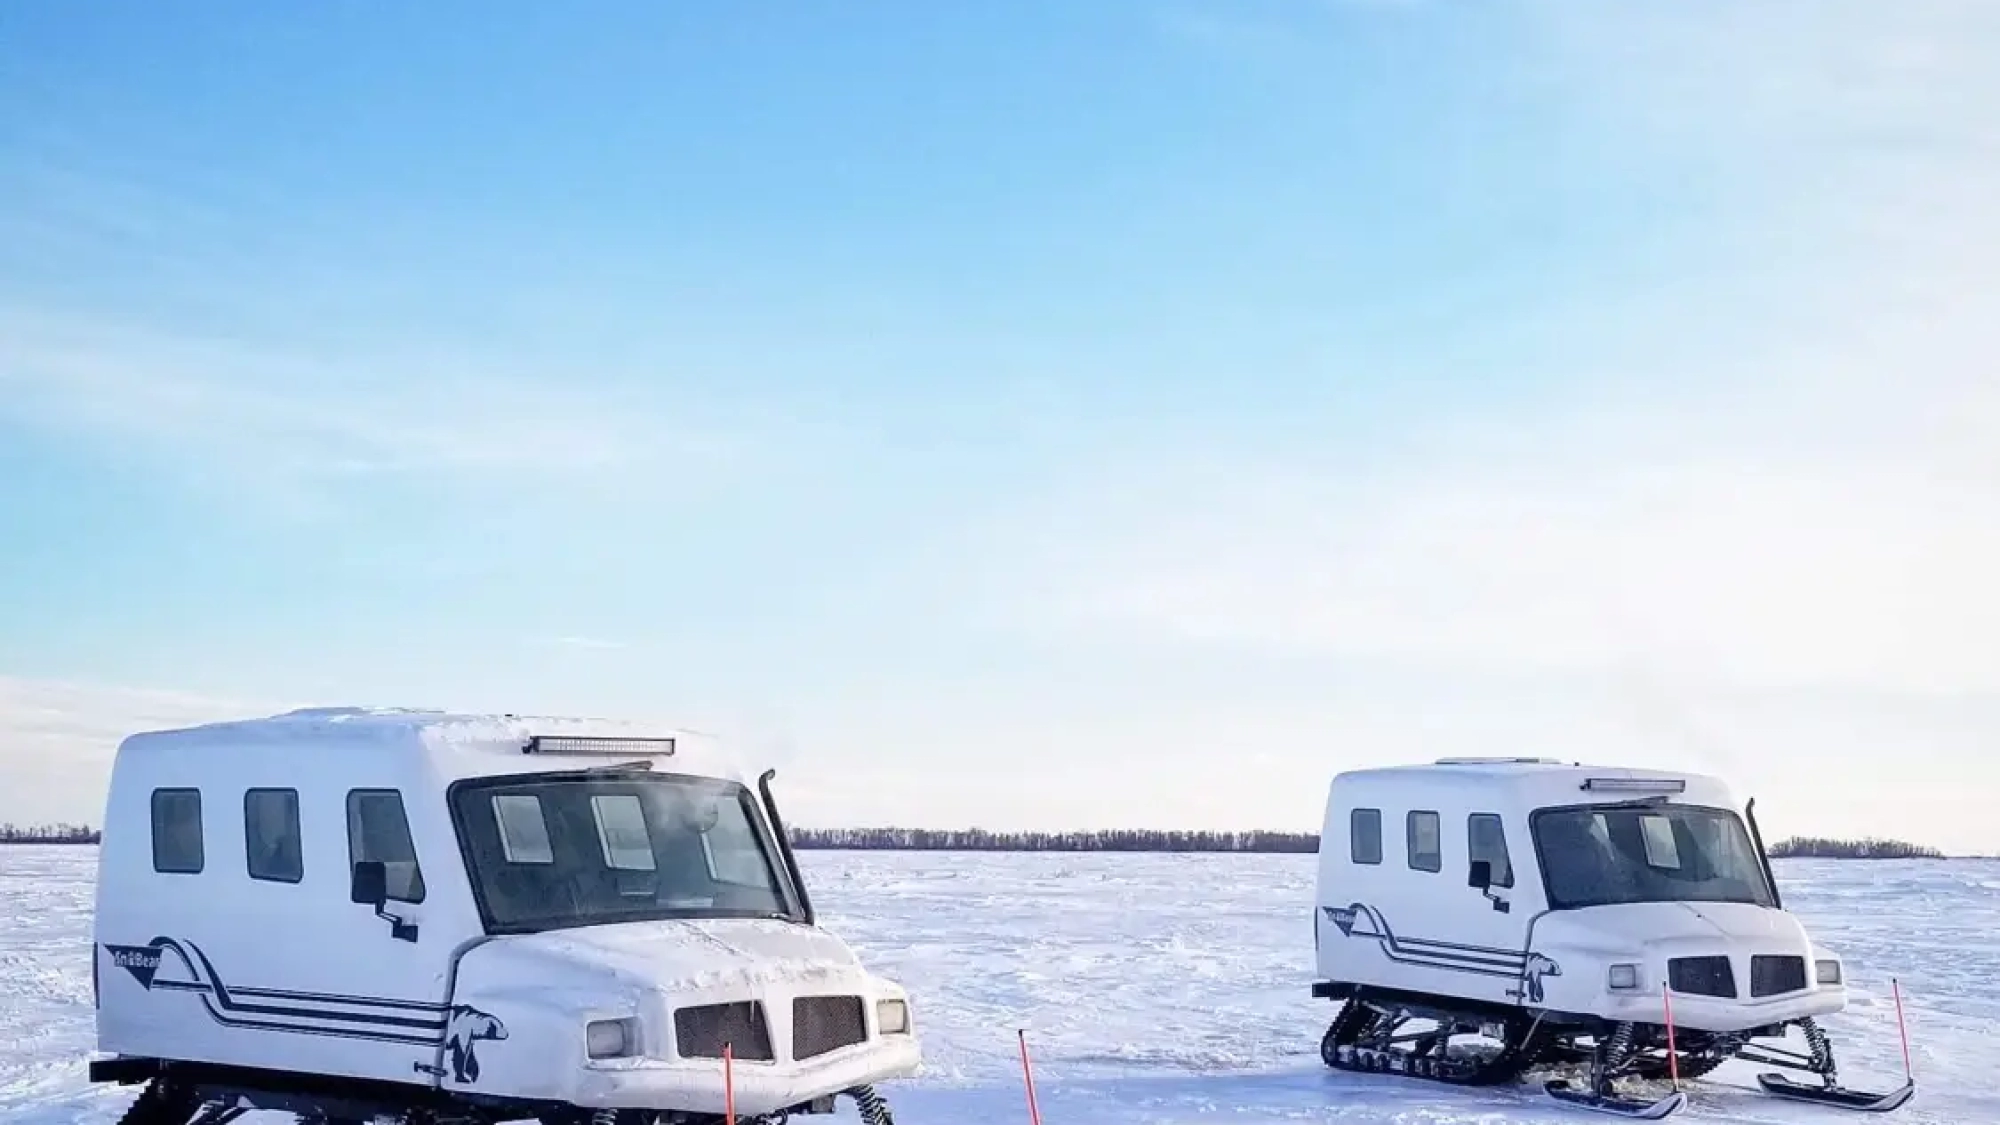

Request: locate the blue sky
(4, 2), (1999, 849)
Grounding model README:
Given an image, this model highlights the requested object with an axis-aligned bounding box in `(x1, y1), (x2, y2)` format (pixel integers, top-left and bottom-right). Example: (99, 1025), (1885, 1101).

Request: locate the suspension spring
(1800, 1017), (1838, 1084)
(844, 1085), (896, 1125)
(1603, 1021), (1636, 1069)
(590, 1109), (621, 1125)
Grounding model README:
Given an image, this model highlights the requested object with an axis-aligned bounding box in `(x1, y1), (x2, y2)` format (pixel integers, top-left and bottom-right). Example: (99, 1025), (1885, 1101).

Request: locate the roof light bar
(1580, 776), (1686, 793)
(523, 735), (676, 757)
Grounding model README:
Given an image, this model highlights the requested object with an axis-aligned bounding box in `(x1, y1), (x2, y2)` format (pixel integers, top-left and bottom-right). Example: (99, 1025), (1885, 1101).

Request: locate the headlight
(1816, 959), (1842, 985)
(1607, 963), (1641, 991)
(587, 1016), (640, 1059)
(876, 998), (910, 1035)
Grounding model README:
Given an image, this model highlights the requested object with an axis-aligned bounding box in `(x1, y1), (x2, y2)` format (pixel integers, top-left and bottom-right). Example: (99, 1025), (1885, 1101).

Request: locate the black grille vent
(1668, 955), (1737, 998)
(792, 995), (868, 1060)
(1751, 955), (1808, 997)
(674, 1001), (775, 1061)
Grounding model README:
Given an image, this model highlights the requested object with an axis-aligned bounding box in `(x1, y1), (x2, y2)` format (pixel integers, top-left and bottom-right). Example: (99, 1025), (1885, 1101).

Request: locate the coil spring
(844, 1085), (896, 1125)
(590, 1109), (620, 1125)
(1800, 1017), (1836, 1076)
(1603, 1021), (1635, 1068)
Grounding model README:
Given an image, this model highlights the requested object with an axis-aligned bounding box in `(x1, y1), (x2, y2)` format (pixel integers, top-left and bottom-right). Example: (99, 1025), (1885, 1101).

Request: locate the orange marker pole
(1661, 981), (1681, 1090)
(1892, 978), (1914, 1081)
(724, 1041), (736, 1125)
(1018, 1028), (1044, 1125)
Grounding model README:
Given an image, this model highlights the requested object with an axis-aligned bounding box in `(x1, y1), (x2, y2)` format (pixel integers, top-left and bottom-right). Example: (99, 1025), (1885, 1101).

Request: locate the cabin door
(241, 785), (458, 1087)
(1457, 811), (1544, 1006)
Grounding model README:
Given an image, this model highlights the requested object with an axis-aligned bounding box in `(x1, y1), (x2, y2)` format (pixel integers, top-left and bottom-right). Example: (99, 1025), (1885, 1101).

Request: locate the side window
(244, 788), (302, 883)
(1639, 814), (1681, 869)
(1350, 808), (1383, 865)
(347, 789), (426, 903)
(701, 794), (779, 887)
(151, 788), (204, 874)
(591, 794), (657, 871)
(1407, 810), (1442, 873)
(493, 794), (554, 864)
(1467, 812), (1513, 888)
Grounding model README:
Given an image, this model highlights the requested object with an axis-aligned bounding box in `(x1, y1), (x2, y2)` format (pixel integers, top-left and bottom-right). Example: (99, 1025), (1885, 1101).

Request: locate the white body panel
(90, 707), (920, 1115)
(1313, 758), (1849, 1032)
(448, 919), (916, 1115)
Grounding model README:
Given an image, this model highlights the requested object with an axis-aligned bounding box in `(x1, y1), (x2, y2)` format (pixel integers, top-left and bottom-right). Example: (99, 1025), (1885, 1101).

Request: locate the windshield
(449, 771), (801, 933)
(1532, 803), (1776, 910)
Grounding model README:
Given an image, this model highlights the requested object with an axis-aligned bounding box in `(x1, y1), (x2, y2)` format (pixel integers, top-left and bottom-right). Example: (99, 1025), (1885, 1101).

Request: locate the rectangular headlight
(1816, 959), (1842, 985)
(587, 1017), (639, 1059)
(876, 998), (910, 1035)
(1607, 963), (1641, 991)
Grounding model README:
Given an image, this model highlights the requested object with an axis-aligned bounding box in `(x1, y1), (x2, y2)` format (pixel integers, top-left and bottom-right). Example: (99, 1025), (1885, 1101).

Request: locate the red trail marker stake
(724, 1041), (736, 1125)
(1661, 981), (1681, 1090)
(1018, 1028), (1045, 1125)
(1892, 977), (1914, 1081)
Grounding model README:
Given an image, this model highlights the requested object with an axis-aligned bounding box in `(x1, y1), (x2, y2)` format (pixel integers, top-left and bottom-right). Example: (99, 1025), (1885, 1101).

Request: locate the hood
(1536, 900), (1808, 954)
(484, 917), (867, 993)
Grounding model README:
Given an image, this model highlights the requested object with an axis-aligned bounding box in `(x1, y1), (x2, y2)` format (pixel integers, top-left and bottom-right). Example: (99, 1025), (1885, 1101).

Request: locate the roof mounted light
(523, 735), (676, 757)
(1580, 776), (1685, 793)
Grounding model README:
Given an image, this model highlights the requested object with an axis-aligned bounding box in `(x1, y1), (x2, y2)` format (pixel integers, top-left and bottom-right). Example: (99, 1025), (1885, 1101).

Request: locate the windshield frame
(1528, 799), (1780, 912)
(445, 767), (810, 936)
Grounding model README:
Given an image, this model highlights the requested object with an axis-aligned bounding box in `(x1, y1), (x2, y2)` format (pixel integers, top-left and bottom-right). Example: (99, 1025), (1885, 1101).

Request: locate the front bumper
(574, 1036), (922, 1116)
(1597, 982), (1846, 1033)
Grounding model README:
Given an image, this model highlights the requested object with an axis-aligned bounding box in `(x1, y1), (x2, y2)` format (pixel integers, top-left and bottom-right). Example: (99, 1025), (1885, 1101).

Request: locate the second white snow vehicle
(86, 708), (920, 1125)
(1310, 758), (1914, 1118)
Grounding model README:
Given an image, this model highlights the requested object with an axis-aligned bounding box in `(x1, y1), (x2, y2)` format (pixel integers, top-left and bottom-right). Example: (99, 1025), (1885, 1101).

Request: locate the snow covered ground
(4, 846), (1995, 1124)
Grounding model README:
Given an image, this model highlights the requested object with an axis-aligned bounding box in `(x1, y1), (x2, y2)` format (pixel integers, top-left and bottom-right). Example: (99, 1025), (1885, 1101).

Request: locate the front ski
(1544, 1079), (1686, 1119)
(1755, 1073), (1916, 1113)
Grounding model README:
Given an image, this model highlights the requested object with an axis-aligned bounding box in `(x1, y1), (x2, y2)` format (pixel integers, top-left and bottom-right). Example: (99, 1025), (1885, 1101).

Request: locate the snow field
(3, 847), (1995, 1124)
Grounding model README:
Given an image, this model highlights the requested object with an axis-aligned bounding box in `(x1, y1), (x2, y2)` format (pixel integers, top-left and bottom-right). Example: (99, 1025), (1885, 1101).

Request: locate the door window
(347, 789), (426, 903)
(1467, 812), (1513, 888)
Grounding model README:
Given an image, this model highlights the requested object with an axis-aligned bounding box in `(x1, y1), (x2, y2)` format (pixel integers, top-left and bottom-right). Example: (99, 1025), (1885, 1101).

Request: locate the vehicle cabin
(1312, 758), (1792, 1012)
(89, 708), (918, 1125)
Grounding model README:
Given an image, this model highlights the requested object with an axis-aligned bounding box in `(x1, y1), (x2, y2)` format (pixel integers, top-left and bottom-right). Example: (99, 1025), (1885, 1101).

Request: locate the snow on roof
(120, 706), (718, 759)
(1332, 757), (1734, 802)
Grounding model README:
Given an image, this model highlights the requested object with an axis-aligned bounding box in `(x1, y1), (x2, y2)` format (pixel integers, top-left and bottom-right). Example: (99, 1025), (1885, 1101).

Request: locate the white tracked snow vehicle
(87, 708), (920, 1125)
(1309, 758), (1915, 1119)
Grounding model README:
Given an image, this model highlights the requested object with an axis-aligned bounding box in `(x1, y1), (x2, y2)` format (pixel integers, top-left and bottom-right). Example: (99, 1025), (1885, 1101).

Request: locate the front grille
(674, 1001), (775, 1061)
(1668, 955), (1737, 998)
(1751, 955), (1808, 997)
(792, 995), (868, 1060)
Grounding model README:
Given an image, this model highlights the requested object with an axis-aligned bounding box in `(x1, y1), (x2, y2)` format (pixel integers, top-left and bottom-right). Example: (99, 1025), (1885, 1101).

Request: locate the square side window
(245, 788), (302, 883)
(152, 788), (203, 874)
(1408, 810), (1442, 873)
(1350, 808), (1383, 865)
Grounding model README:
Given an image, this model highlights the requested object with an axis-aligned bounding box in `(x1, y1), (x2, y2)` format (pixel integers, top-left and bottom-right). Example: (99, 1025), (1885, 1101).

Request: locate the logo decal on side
(103, 944), (165, 990)
(1521, 952), (1563, 1004)
(97, 937), (509, 1087)
(1320, 902), (1563, 1003)
(443, 1005), (508, 1084)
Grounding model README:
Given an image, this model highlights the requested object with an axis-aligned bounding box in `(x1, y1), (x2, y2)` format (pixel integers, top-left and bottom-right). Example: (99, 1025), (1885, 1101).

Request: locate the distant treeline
(1766, 836), (1945, 860)
(0, 823), (1960, 859)
(788, 827), (1321, 853)
(0, 823), (101, 844)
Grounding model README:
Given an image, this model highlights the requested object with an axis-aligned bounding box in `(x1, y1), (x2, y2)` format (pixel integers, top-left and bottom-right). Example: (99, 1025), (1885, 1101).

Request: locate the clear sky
(4, 2), (1997, 851)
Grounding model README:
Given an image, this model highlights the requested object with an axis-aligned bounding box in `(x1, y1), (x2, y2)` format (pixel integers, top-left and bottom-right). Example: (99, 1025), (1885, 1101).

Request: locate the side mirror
(1468, 859), (1493, 891)
(351, 859), (388, 907)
